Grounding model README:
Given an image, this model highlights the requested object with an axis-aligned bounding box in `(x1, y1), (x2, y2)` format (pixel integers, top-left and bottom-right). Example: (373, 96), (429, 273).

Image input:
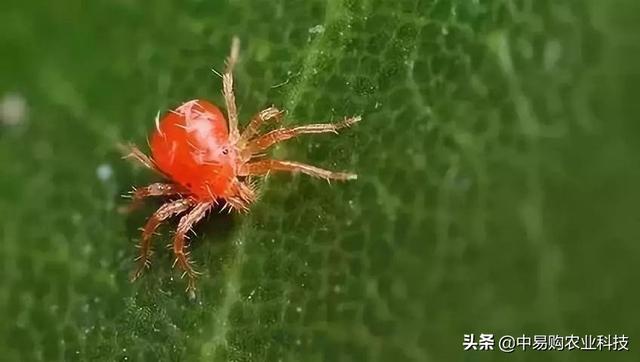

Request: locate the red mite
(123, 38), (360, 293)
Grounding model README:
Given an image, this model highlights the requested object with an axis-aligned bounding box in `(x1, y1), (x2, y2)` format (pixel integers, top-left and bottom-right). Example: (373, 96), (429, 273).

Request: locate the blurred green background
(1, 0), (639, 361)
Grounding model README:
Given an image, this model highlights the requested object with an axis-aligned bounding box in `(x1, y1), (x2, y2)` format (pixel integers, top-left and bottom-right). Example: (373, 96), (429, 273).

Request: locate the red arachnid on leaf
(123, 37), (360, 293)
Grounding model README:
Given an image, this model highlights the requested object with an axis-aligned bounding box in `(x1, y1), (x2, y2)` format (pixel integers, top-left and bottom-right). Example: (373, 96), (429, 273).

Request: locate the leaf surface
(1, 0), (639, 361)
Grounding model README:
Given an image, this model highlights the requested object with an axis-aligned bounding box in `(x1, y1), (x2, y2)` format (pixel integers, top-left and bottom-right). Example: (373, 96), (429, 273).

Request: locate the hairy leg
(223, 179), (257, 213)
(241, 116), (361, 157)
(131, 198), (193, 282)
(239, 159), (357, 181)
(173, 202), (213, 292)
(237, 106), (283, 147)
(223, 37), (241, 143)
(124, 182), (185, 211)
(120, 143), (159, 171)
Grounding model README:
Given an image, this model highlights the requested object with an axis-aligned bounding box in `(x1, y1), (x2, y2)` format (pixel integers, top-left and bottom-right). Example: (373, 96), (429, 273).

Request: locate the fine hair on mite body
(123, 37), (361, 295)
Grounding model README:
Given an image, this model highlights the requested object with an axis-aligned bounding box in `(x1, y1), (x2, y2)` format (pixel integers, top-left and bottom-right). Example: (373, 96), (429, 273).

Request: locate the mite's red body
(124, 38), (360, 295)
(151, 100), (236, 200)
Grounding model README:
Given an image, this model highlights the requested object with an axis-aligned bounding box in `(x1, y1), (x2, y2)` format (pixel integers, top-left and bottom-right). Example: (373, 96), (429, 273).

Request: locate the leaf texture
(1, 0), (639, 361)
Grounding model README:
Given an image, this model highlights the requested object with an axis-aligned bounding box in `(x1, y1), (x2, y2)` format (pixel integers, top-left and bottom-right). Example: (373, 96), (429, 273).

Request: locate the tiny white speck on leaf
(96, 163), (113, 181)
(247, 288), (256, 301)
(308, 25), (325, 34)
(0, 92), (28, 126)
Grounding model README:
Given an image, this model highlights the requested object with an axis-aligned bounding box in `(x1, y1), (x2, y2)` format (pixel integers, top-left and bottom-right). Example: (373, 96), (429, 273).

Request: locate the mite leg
(130, 183), (184, 203)
(223, 36), (241, 143)
(223, 179), (257, 213)
(173, 202), (213, 292)
(120, 143), (159, 171)
(239, 159), (357, 181)
(237, 106), (284, 147)
(242, 116), (361, 157)
(131, 198), (193, 282)
(123, 182), (186, 212)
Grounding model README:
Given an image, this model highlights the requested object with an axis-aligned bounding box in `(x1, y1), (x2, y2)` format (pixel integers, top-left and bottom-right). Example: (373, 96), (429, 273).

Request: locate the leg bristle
(341, 115), (362, 128)
(211, 67), (223, 78)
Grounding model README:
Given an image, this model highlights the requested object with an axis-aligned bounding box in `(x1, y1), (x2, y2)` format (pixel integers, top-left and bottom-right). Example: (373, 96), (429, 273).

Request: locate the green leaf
(1, 0), (639, 361)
